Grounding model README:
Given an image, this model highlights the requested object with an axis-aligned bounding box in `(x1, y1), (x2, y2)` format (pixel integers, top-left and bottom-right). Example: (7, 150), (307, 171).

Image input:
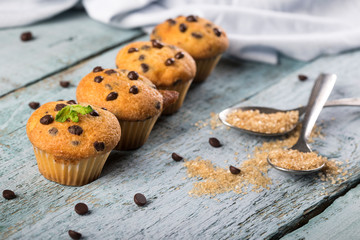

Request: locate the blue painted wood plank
(0, 10), (142, 97)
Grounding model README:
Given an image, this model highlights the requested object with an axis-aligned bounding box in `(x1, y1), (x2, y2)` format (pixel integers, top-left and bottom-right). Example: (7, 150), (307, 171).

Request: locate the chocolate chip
(209, 137), (221, 148)
(48, 127), (58, 136)
(165, 58), (175, 66)
(141, 63), (149, 73)
(229, 165), (241, 175)
(68, 125), (83, 136)
(74, 203), (88, 215)
(94, 141), (105, 151)
(138, 54), (145, 61)
(155, 101), (161, 110)
(128, 47), (139, 53)
(179, 23), (187, 32)
(134, 193), (147, 206)
(29, 102), (40, 109)
(94, 76), (103, 83)
(68, 230), (82, 240)
(151, 39), (164, 49)
(175, 51), (184, 59)
(172, 153), (183, 161)
(93, 66), (103, 73)
(59, 81), (70, 88)
(20, 32), (32, 41)
(129, 85), (139, 94)
(89, 110), (99, 117)
(67, 100), (77, 105)
(205, 23), (212, 27)
(127, 71), (139, 80)
(191, 32), (203, 39)
(54, 103), (67, 111)
(298, 74), (308, 81)
(57, 99), (64, 101)
(167, 18), (176, 25)
(3, 190), (16, 200)
(213, 28), (222, 37)
(40, 115), (54, 125)
(186, 15), (197, 22)
(141, 45), (151, 50)
(71, 141), (80, 146)
(105, 84), (112, 90)
(101, 107), (107, 111)
(173, 79), (182, 86)
(106, 92), (118, 101)
(105, 69), (117, 75)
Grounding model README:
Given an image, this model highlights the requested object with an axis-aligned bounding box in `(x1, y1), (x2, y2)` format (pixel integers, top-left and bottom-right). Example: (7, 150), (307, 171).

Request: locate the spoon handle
(301, 73), (337, 140)
(325, 98), (360, 107)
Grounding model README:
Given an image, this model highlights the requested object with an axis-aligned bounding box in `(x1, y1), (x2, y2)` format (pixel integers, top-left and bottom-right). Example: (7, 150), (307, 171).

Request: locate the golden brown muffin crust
(76, 68), (164, 121)
(26, 101), (121, 161)
(151, 15), (229, 59)
(115, 41), (196, 87)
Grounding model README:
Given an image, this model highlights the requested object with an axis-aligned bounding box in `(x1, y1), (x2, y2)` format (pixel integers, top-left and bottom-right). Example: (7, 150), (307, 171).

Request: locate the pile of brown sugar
(226, 109), (299, 134)
(185, 125), (345, 197)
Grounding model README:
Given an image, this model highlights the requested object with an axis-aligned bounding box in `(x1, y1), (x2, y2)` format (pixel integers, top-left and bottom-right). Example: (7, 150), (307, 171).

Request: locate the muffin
(76, 67), (176, 150)
(115, 40), (196, 115)
(151, 15), (229, 83)
(26, 101), (121, 186)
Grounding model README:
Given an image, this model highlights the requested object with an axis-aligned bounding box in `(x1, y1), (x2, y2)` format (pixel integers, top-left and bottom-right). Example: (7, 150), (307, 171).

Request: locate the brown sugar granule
(226, 109), (299, 134)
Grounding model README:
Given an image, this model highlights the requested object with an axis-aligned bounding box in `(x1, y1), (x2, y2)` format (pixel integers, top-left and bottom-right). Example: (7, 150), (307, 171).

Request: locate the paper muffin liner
(159, 79), (193, 115)
(33, 146), (110, 186)
(193, 54), (222, 83)
(116, 114), (160, 151)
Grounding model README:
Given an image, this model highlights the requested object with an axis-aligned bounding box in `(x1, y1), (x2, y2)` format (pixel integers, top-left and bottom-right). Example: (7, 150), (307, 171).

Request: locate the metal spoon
(267, 73), (336, 174)
(219, 97), (360, 137)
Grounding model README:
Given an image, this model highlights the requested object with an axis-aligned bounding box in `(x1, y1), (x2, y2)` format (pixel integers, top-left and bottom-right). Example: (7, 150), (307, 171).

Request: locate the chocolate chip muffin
(26, 101), (121, 186)
(76, 67), (171, 150)
(151, 15), (229, 83)
(115, 40), (196, 115)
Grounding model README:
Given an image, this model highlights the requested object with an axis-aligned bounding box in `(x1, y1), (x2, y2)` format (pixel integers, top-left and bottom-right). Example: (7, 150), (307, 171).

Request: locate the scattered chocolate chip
(167, 18), (176, 25)
(105, 84), (112, 90)
(179, 23), (187, 32)
(141, 45), (151, 50)
(209, 137), (221, 148)
(105, 69), (117, 75)
(67, 100), (77, 105)
(40, 115), (54, 125)
(175, 51), (184, 59)
(128, 47), (139, 53)
(186, 15), (197, 22)
(127, 71), (139, 80)
(138, 54), (145, 61)
(155, 101), (161, 110)
(129, 85), (139, 94)
(48, 127), (58, 136)
(106, 92), (118, 101)
(74, 202), (88, 215)
(71, 141), (80, 146)
(3, 190), (16, 200)
(68, 125), (83, 136)
(57, 99), (64, 101)
(93, 66), (103, 73)
(298, 74), (308, 81)
(229, 165), (241, 175)
(134, 193), (147, 206)
(172, 153), (183, 161)
(94, 141), (105, 151)
(68, 230), (82, 240)
(59, 81), (70, 88)
(151, 39), (164, 49)
(29, 102), (40, 109)
(89, 110), (99, 117)
(191, 32), (203, 39)
(165, 58), (175, 66)
(94, 76), (103, 83)
(173, 79), (182, 86)
(20, 32), (32, 41)
(213, 28), (222, 37)
(141, 63), (149, 73)
(54, 103), (67, 111)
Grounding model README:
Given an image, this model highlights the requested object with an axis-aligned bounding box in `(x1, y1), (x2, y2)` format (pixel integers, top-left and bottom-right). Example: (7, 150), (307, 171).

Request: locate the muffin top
(151, 15), (229, 59)
(115, 41), (196, 87)
(76, 67), (164, 121)
(26, 101), (121, 161)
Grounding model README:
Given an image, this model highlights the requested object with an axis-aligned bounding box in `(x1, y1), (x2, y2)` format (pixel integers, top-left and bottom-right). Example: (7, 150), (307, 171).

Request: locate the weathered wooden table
(1, 10), (360, 240)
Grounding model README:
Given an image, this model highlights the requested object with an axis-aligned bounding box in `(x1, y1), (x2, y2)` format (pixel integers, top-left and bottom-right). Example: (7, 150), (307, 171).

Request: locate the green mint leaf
(69, 111), (79, 122)
(71, 105), (93, 115)
(55, 106), (71, 122)
(55, 104), (93, 123)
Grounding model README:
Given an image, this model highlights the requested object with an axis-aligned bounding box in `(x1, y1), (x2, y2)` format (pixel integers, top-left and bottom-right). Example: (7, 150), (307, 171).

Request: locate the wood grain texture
(1, 34), (360, 239)
(0, 10), (142, 97)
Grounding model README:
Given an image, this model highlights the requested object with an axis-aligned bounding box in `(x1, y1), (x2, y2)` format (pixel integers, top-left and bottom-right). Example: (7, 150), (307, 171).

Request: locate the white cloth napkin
(2, 0), (360, 64)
